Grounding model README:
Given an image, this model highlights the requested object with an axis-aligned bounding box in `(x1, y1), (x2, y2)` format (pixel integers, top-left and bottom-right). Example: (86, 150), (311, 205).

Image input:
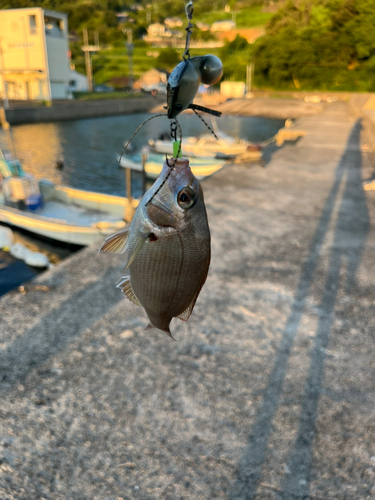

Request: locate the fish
(100, 157), (211, 339)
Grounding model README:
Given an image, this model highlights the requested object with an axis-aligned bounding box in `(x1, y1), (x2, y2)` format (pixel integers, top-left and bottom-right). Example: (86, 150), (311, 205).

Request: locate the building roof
(0, 7), (67, 19)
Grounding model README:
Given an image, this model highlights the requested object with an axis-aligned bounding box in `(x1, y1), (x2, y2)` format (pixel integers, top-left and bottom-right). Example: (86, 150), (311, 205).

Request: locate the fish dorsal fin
(177, 289), (202, 322)
(178, 306), (193, 322)
(99, 228), (129, 254)
(178, 252), (211, 322)
(116, 275), (141, 306)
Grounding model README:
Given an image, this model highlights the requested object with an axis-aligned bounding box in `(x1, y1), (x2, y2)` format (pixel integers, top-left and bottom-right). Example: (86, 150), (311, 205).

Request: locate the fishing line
(118, 113), (167, 165)
(191, 108), (219, 140)
(183, 1), (193, 60)
(146, 117), (183, 206)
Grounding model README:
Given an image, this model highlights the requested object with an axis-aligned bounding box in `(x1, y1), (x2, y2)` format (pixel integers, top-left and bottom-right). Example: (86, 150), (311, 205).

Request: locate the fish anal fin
(99, 228), (129, 254)
(116, 276), (141, 307)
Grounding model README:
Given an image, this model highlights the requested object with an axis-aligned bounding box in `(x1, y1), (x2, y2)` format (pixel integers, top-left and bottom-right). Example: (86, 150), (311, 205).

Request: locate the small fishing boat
(119, 151), (226, 180)
(149, 129), (262, 161)
(0, 150), (137, 246)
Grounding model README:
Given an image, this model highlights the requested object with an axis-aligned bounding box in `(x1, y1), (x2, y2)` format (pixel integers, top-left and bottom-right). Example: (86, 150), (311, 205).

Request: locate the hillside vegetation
(1, 1), (374, 91)
(252, 0), (375, 91)
(0, 0), (272, 85)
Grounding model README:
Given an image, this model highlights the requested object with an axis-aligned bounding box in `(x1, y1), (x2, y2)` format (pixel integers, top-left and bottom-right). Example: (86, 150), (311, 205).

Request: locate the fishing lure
(119, 0), (224, 165)
(167, 55), (223, 119)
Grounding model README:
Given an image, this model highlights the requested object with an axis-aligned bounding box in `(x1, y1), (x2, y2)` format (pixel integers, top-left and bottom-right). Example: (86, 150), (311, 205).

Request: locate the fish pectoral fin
(99, 228), (129, 254)
(124, 231), (148, 269)
(116, 275), (141, 306)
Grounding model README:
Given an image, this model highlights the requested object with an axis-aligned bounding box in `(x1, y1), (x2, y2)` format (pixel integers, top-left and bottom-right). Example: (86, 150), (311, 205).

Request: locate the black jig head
(166, 54), (223, 119)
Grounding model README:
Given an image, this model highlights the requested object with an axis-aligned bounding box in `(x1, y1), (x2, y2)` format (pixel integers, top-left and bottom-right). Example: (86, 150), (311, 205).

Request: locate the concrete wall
(4, 96), (165, 125)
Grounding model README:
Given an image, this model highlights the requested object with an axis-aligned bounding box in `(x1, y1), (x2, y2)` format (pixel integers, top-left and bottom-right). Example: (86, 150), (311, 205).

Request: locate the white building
(68, 69), (88, 93)
(164, 17), (183, 28)
(211, 20), (236, 32)
(147, 23), (171, 37)
(0, 7), (70, 101)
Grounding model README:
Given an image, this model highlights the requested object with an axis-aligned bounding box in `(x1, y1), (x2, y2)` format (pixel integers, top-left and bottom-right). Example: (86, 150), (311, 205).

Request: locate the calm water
(10, 113), (284, 198)
(0, 113), (284, 295)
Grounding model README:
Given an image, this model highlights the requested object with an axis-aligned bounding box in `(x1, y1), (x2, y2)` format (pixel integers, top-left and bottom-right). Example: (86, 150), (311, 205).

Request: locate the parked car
(94, 85), (115, 93)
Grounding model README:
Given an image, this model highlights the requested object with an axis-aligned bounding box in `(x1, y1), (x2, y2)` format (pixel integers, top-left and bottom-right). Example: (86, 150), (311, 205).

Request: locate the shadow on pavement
(230, 120), (369, 500)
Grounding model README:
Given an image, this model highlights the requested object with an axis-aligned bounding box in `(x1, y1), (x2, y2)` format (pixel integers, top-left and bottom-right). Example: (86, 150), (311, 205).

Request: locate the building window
(44, 16), (64, 38)
(29, 14), (37, 35)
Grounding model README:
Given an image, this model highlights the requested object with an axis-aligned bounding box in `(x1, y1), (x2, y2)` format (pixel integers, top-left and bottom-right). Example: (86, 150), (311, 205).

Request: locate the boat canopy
(0, 158), (25, 178)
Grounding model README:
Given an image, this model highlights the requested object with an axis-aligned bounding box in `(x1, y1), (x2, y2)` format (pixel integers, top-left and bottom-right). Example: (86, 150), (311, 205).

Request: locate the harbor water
(0, 113), (284, 295)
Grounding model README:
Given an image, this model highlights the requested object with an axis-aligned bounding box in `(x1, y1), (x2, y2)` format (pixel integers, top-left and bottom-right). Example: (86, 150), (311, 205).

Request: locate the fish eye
(176, 103), (182, 110)
(177, 187), (197, 209)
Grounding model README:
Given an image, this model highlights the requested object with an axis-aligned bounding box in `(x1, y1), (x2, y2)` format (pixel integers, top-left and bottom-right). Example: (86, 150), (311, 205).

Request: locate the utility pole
(82, 29), (101, 92)
(246, 62), (254, 93)
(125, 29), (134, 89)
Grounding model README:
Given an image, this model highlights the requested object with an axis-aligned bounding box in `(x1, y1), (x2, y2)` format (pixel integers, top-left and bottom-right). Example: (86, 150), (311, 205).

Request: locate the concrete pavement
(0, 101), (374, 499)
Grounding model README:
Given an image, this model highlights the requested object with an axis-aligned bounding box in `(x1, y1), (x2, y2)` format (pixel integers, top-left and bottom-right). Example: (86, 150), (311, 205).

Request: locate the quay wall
(4, 96), (164, 125)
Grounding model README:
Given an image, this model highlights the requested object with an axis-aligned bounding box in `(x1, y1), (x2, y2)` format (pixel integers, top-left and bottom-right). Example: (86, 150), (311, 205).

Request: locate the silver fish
(100, 158), (211, 339)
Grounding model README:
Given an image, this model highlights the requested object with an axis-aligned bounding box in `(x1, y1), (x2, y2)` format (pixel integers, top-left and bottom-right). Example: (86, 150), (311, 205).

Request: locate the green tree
(156, 47), (180, 71)
(252, 0), (375, 91)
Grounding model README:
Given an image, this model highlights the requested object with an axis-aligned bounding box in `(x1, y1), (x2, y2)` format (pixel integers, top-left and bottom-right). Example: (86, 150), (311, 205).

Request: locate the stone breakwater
(0, 100), (375, 499)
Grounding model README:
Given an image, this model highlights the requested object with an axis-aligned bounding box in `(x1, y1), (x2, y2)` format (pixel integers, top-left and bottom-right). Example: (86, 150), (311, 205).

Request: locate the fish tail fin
(144, 322), (176, 341)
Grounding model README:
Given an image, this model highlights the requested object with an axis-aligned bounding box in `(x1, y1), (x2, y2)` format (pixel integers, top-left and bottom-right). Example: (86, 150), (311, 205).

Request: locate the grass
(199, 5), (273, 28)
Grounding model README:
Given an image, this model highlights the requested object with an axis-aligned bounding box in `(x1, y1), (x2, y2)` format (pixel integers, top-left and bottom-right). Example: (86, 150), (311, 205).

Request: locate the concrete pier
(4, 95), (165, 125)
(1, 100), (375, 499)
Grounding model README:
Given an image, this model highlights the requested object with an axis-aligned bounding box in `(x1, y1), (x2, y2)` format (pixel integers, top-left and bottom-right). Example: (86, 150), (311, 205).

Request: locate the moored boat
(119, 151), (226, 180)
(149, 131), (262, 160)
(0, 150), (137, 246)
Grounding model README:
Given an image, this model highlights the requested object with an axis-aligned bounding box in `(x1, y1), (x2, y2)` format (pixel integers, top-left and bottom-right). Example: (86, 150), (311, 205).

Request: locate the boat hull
(151, 137), (262, 160)
(0, 184), (138, 246)
(0, 205), (126, 246)
(119, 153), (226, 180)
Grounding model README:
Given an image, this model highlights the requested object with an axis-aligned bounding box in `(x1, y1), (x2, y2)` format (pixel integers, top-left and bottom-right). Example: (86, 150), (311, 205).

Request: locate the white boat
(149, 129), (262, 160)
(0, 151), (137, 246)
(119, 151), (226, 180)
